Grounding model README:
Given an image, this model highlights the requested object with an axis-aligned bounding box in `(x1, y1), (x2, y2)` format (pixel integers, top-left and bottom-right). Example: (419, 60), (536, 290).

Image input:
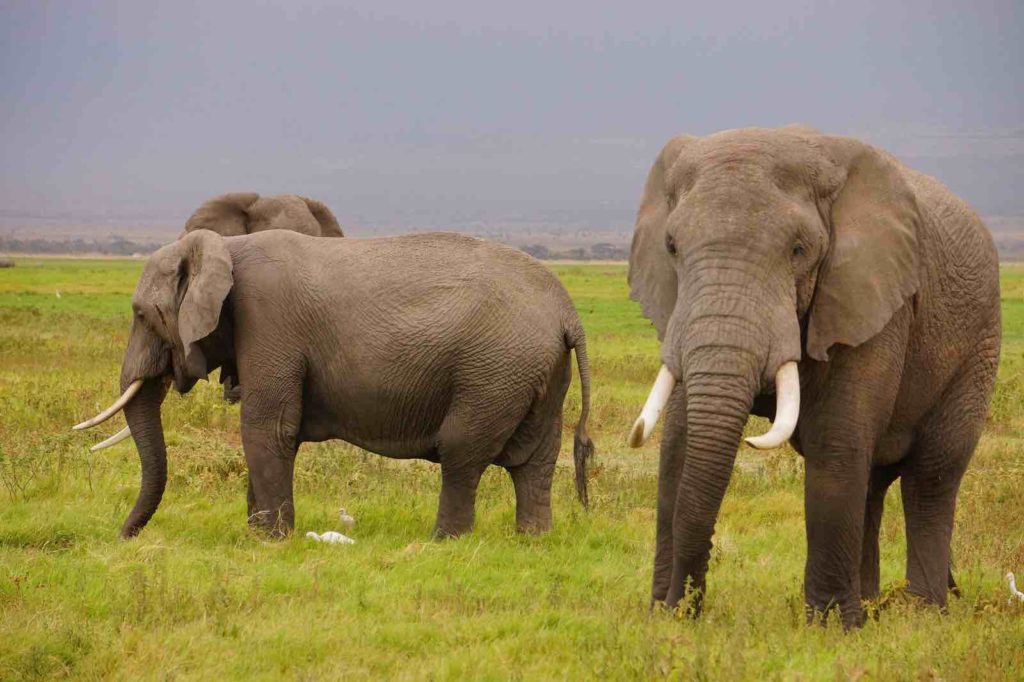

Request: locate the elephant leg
(947, 568), (961, 598)
(652, 385), (687, 604)
(803, 454), (870, 627)
(901, 357), (991, 606)
(506, 415), (561, 534)
(240, 382), (302, 538)
(800, 308), (911, 628)
(900, 467), (966, 607)
(221, 367), (241, 404)
(434, 463), (487, 538)
(223, 378), (242, 404)
(860, 463), (900, 602)
(246, 474), (256, 519)
(434, 386), (535, 538)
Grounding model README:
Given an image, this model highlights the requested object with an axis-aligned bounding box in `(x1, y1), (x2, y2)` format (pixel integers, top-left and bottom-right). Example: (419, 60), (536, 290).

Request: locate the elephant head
(182, 192), (344, 238)
(73, 231), (235, 537)
(628, 127), (920, 608)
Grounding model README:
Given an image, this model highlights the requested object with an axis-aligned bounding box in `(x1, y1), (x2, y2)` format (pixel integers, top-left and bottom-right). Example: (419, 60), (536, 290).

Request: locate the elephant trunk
(119, 376), (169, 538)
(664, 346), (759, 611)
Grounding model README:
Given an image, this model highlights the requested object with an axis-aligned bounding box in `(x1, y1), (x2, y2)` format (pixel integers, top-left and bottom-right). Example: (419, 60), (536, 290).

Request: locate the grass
(1, 256), (1022, 680)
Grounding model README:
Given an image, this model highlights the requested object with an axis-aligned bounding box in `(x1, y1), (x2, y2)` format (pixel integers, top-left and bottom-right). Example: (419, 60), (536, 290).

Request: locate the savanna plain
(1, 257), (1022, 680)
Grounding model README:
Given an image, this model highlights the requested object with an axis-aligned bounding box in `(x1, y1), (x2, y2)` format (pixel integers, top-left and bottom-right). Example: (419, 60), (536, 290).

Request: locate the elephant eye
(792, 242), (806, 258)
(665, 234), (678, 256)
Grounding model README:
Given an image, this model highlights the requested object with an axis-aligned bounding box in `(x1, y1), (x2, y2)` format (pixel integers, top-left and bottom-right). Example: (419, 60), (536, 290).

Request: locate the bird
(338, 508), (355, 526)
(1006, 572), (1024, 604)
(306, 531), (355, 545)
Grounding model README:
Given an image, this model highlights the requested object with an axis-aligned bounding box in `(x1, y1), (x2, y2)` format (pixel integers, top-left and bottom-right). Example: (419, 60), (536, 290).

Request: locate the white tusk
(745, 361), (800, 450)
(628, 365), (677, 448)
(72, 379), (144, 431)
(90, 426), (132, 452)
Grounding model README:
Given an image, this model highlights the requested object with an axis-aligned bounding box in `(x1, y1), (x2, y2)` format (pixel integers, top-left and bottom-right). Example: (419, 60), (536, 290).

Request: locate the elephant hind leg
(860, 463), (900, 602)
(902, 350), (994, 606)
(506, 413), (562, 534)
(433, 407), (523, 538)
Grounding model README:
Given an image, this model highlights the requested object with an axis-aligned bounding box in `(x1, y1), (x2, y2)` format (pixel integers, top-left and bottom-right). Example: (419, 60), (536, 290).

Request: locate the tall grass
(1, 258), (1022, 679)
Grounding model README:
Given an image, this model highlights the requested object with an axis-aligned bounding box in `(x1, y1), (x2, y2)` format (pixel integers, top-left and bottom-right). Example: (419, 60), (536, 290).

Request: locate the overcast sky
(1, 1), (1021, 233)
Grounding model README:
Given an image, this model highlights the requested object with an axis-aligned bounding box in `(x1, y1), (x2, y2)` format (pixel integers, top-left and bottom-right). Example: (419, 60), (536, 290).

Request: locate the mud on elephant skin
(627, 126), (1001, 628)
(73, 230), (594, 540)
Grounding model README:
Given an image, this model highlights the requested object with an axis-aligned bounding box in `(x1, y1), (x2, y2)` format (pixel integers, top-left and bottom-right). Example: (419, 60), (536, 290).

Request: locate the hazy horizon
(2, 1), (1022, 237)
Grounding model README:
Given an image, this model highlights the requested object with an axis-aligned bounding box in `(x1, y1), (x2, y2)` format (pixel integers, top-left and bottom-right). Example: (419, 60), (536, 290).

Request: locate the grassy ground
(1, 257), (1022, 680)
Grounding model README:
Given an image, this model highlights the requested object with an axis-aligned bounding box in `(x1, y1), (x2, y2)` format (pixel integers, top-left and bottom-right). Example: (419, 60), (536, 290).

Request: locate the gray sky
(1, 1), (1022, 233)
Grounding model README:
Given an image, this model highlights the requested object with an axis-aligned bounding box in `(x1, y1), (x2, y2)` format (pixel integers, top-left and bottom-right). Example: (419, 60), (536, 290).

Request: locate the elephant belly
(297, 370), (451, 461)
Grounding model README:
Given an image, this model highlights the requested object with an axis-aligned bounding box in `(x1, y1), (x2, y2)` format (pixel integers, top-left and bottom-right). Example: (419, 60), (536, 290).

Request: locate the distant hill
(1, 213), (1021, 261)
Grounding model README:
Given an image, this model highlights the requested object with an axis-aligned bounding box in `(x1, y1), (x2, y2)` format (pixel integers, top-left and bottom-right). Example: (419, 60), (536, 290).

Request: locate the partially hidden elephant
(181, 192), (344, 239)
(73, 230), (594, 539)
(181, 192), (344, 403)
(627, 126), (1000, 628)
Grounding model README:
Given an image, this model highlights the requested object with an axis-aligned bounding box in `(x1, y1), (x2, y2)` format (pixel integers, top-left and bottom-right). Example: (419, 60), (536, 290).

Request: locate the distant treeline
(6, 235), (1019, 262)
(0, 235), (633, 261)
(0, 236), (164, 256)
(518, 242), (629, 260)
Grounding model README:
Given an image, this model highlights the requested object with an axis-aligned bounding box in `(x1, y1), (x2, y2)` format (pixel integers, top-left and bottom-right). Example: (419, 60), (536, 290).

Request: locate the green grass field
(1, 257), (1022, 680)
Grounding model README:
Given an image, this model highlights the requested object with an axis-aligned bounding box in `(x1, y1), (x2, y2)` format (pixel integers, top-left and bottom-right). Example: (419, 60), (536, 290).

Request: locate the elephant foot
(432, 522), (471, 540)
(508, 460), (555, 535)
(247, 506), (294, 539)
(805, 600), (865, 630)
(515, 517), (552, 535)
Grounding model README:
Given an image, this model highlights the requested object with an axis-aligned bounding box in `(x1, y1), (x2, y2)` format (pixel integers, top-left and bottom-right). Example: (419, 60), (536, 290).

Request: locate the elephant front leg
(803, 454), (870, 628)
(860, 463), (900, 602)
(241, 399), (302, 538)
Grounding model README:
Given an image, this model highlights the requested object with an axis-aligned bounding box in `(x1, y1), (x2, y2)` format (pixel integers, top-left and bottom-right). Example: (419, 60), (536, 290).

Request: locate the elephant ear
(184, 192), (260, 237)
(177, 231), (234, 378)
(628, 135), (694, 339)
(805, 138), (921, 361)
(300, 196), (344, 237)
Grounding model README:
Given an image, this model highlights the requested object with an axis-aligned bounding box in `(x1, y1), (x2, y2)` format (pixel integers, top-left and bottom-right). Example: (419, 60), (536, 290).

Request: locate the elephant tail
(567, 319), (594, 509)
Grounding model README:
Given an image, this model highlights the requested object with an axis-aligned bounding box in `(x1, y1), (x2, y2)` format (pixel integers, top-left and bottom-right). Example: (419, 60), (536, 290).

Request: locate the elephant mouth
(71, 375), (173, 450)
(628, 360), (800, 450)
(171, 357), (199, 394)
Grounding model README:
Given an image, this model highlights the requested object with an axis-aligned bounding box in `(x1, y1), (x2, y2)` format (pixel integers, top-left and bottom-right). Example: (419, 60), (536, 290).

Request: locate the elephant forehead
(678, 130), (836, 188)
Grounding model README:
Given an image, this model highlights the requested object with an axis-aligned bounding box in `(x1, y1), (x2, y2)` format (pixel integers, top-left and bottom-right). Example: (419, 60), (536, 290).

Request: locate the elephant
(181, 192), (344, 403)
(73, 229), (594, 540)
(181, 192), (344, 239)
(626, 126), (1001, 628)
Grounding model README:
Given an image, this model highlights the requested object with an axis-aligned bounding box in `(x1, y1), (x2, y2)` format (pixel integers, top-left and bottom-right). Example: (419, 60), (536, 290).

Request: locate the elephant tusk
(628, 365), (676, 448)
(72, 379), (144, 431)
(745, 361), (800, 450)
(90, 426), (132, 452)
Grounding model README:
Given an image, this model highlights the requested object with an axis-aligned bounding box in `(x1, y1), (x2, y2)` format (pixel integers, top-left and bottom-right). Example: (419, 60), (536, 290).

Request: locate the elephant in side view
(74, 230), (594, 539)
(183, 192), (344, 402)
(627, 126), (1000, 628)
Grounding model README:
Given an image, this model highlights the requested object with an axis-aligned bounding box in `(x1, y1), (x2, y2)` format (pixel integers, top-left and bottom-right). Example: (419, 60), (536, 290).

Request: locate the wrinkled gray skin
(629, 127), (1001, 628)
(115, 230), (593, 540)
(181, 192), (344, 401)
